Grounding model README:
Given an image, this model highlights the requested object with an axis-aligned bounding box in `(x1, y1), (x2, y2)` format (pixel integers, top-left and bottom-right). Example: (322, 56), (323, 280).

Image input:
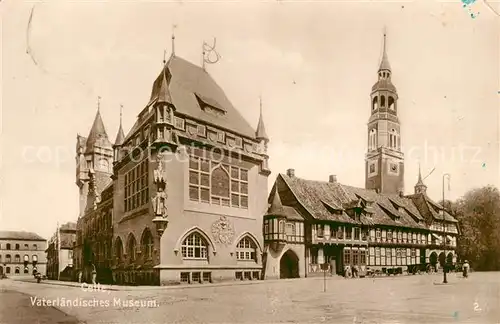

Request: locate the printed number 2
(474, 302), (482, 311)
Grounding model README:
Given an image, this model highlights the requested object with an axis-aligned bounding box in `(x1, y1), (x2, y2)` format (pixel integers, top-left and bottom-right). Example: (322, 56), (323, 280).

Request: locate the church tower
(76, 99), (113, 216)
(365, 31), (404, 195)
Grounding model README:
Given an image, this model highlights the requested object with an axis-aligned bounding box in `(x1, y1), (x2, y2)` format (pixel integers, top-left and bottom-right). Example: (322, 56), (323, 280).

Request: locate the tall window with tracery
(189, 156), (249, 209)
(127, 235), (136, 262)
(141, 229), (154, 260)
(181, 233), (208, 260)
(115, 238), (123, 261)
(236, 237), (257, 261)
(369, 129), (377, 151)
(124, 159), (149, 212)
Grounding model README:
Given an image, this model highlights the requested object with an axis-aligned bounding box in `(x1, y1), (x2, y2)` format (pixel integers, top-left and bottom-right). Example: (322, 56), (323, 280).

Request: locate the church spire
(378, 28), (391, 72)
(114, 104), (125, 146)
(414, 162), (427, 195)
(255, 96), (269, 141)
(85, 97), (111, 153)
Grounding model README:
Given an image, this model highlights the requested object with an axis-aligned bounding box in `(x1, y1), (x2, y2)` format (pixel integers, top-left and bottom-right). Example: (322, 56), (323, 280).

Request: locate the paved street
(1, 272), (499, 324)
(0, 288), (80, 324)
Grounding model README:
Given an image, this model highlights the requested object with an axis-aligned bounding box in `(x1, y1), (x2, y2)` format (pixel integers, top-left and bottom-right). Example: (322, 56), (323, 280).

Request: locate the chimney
(286, 169), (295, 177)
(329, 175), (337, 183)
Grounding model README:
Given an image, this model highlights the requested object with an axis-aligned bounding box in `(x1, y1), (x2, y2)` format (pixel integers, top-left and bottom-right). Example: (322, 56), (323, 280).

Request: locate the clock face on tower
(98, 159), (109, 171)
(388, 162), (399, 175)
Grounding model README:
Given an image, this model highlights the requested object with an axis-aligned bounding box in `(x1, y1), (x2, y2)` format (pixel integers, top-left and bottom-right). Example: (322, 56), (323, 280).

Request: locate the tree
(445, 186), (500, 271)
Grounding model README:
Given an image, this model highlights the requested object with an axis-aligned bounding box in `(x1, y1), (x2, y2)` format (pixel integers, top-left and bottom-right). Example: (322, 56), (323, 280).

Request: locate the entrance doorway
(430, 252), (438, 270)
(439, 252), (446, 267)
(280, 250), (299, 279)
(0, 266), (3, 276)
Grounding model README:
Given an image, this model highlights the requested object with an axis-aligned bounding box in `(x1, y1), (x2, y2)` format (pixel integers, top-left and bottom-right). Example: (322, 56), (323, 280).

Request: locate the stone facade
(74, 52), (270, 285)
(0, 231), (47, 277)
(46, 222), (77, 280)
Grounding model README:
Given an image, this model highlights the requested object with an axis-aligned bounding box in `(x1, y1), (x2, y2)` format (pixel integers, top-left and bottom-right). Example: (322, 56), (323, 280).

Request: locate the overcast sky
(1, 0), (499, 239)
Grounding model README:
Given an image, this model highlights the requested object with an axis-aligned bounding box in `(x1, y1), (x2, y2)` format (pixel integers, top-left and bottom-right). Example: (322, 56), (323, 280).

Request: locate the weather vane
(202, 37), (221, 70)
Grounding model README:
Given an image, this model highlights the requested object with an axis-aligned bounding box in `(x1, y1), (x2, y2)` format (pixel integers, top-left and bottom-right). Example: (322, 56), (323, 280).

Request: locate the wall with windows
(153, 147), (268, 285)
(0, 239), (47, 276)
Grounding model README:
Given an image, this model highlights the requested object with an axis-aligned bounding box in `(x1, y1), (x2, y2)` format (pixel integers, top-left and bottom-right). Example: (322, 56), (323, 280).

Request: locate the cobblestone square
(2, 272), (499, 324)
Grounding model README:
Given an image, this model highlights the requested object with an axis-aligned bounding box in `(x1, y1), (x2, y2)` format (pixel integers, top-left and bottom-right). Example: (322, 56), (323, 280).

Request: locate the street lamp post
(442, 173), (451, 284)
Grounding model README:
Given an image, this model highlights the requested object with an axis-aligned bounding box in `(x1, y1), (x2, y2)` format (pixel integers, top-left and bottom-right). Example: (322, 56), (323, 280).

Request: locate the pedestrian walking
(462, 260), (470, 278)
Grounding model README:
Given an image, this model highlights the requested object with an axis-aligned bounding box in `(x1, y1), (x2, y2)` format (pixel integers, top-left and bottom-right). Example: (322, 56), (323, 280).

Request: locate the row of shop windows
(314, 224), (440, 246)
(235, 271), (261, 280)
(310, 247), (423, 267)
(0, 266), (33, 274)
(0, 254), (38, 263)
(180, 271), (212, 284)
(0, 243), (38, 250)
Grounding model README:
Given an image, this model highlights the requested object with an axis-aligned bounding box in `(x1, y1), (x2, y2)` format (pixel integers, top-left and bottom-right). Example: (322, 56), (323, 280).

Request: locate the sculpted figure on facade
(152, 152), (168, 218)
(211, 216), (235, 245)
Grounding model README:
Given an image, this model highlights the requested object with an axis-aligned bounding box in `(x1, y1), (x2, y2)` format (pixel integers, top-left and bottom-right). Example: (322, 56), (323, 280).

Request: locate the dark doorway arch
(439, 252), (446, 267)
(430, 252), (438, 267)
(280, 249), (299, 279)
(446, 253), (453, 265)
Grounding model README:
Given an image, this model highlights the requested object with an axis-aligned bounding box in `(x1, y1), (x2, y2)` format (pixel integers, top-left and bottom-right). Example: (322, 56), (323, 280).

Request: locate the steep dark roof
(407, 193), (458, 223)
(265, 188), (288, 218)
(0, 231), (46, 241)
(148, 56), (256, 139)
(85, 110), (112, 153)
(278, 174), (429, 230)
(279, 174), (358, 224)
(114, 123), (125, 146)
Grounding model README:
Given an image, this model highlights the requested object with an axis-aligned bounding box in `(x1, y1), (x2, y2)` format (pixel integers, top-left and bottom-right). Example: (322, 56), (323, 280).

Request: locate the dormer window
(195, 94), (226, 116)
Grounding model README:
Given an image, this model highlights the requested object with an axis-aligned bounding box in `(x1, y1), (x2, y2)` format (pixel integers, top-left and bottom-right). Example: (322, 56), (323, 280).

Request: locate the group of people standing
(343, 265), (360, 278)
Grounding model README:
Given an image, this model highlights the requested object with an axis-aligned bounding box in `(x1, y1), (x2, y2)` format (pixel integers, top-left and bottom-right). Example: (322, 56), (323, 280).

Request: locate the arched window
(33, 244), (37, 251)
(236, 237), (257, 261)
(24, 255), (29, 262)
(388, 96), (395, 110)
(115, 237), (123, 261)
(32, 255), (38, 262)
(24, 244), (28, 250)
(24, 268), (29, 274)
(372, 97), (378, 111)
(388, 129), (399, 150)
(6, 243), (11, 250)
(127, 234), (137, 262)
(14, 255), (20, 263)
(211, 165), (230, 199)
(381, 96), (386, 107)
(181, 232), (208, 260)
(141, 229), (154, 260)
(6, 267), (10, 274)
(15, 267), (20, 274)
(15, 244), (20, 250)
(6, 254), (11, 263)
(369, 129), (377, 151)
